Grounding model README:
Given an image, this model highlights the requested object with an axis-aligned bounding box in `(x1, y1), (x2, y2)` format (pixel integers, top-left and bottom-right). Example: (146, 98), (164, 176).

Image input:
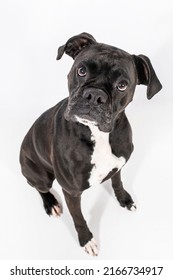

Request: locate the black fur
(20, 33), (162, 254)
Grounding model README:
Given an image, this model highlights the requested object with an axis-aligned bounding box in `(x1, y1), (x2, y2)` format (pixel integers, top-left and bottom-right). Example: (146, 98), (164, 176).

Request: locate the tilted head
(57, 32), (162, 132)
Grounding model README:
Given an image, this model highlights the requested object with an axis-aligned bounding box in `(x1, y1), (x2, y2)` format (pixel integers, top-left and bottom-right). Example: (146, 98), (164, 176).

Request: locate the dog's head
(57, 32), (162, 132)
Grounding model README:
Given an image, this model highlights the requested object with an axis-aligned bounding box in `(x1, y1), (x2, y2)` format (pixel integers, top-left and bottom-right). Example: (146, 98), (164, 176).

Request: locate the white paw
(129, 203), (137, 212)
(83, 238), (98, 256)
(51, 205), (62, 217)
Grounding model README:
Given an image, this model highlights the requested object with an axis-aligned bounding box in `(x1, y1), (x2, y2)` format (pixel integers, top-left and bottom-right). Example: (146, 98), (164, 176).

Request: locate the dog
(20, 32), (162, 256)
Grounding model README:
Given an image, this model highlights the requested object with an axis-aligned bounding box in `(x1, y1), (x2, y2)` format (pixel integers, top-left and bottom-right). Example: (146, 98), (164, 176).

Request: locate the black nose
(83, 88), (108, 105)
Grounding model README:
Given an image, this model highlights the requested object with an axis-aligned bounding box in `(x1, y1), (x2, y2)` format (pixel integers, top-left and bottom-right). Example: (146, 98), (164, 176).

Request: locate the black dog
(20, 33), (162, 256)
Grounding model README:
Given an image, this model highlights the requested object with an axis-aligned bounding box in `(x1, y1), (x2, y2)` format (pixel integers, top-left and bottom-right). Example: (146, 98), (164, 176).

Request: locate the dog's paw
(126, 202), (137, 212)
(51, 204), (62, 217)
(116, 190), (137, 212)
(41, 192), (63, 217)
(83, 238), (98, 256)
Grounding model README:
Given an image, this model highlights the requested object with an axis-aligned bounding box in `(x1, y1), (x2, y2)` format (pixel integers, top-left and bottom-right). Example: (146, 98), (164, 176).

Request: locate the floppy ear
(133, 54), (162, 99)
(57, 32), (97, 60)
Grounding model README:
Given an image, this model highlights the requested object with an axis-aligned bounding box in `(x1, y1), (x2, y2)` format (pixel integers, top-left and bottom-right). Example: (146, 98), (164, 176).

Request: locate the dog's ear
(57, 32), (96, 60)
(133, 54), (162, 99)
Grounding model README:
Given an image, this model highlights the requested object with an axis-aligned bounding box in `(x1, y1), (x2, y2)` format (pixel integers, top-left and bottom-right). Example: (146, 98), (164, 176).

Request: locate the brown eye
(117, 81), (128, 92)
(77, 66), (87, 77)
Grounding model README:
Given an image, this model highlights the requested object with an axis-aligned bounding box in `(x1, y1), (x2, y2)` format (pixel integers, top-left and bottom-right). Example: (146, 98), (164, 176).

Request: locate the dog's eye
(77, 66), (87, 77)
(117, 81), (128, 92)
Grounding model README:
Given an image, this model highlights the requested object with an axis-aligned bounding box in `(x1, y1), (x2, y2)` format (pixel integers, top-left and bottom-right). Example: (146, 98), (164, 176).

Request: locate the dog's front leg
(62, 189), (98, 256)
(111, 171), (136, 211)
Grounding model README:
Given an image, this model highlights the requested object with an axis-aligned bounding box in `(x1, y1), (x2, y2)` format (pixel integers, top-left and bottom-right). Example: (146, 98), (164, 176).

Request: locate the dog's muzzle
(64, 87), (114, 132)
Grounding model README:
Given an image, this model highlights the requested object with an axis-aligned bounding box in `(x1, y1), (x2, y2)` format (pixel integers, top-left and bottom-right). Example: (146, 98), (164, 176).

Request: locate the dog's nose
(83, 88), (107, 105)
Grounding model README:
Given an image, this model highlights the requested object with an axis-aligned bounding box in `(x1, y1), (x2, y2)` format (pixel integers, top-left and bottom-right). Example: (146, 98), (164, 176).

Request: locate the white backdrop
(0, 0), (173, 260)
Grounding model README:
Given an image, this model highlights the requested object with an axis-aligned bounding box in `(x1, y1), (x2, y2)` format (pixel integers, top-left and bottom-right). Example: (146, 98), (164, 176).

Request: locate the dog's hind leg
(111, 171), (136, 211)
(20, 155), (62, 217)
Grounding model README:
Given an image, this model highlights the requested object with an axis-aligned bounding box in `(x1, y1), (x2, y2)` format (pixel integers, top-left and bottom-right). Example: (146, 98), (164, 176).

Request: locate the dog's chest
(88, 126), (126, 187)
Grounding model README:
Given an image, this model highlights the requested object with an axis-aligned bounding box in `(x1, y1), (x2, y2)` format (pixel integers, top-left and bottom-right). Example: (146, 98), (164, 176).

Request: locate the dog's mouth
(64, 99), (113, 133)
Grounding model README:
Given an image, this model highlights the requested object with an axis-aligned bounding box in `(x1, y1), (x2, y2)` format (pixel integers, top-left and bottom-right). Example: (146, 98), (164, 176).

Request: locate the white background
(0, 0), (173, 260)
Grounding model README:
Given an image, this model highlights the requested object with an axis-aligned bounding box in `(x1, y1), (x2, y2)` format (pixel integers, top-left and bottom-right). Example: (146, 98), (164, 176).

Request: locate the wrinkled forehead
(74, 43), (134, 72)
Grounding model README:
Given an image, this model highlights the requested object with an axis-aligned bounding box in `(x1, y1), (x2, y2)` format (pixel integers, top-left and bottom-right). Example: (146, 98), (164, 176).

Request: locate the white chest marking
(75, 117), (126, 187)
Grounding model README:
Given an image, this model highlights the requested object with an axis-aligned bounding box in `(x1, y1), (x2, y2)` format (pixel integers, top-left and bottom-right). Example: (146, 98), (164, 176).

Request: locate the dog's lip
(75, 115), (98, 126)
(75, 113), (98, 124)
(74, 113), (114, 132)
(75, 115), (112, 133)
(64, 109), (113, 133)
(64, 106), (91, 121)
(65, 107), (112, 125)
